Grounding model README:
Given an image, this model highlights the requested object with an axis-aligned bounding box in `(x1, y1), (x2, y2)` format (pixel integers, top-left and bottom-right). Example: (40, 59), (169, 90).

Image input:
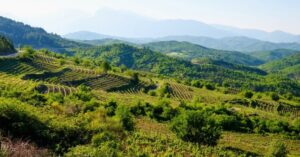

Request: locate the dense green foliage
(0, 16), (87, 50)
(0, 17), (300, 156)
(261, 53), (300, 81)
(250, 49), (299, 62)
(156, 36), (300, 52)
(170, 110), (222, 146)
(144, 41), (264, 66)
(72, 44), (300, 96)
(0, 35), (16, 55)
(267, 140), (287, 157)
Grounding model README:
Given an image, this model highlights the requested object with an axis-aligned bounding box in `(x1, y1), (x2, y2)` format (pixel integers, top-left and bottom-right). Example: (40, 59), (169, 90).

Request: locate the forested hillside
(250, 49), (300, 62)
(261, 53), (300, 81)
(72, 44), (300, 96)
(156, 36), (300, 52)
(0, 16), (87, 51)
(0, 48), (299, 156)
(0, 16), (300, 157)
(144, 41), (264, 66)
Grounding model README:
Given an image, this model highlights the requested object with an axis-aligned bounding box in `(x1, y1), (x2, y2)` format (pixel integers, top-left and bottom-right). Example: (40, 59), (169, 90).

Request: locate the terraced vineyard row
(168, 83), (194, 100)
(67, 65), (100, 76)
(37, 84), (78, 96)
(0, 58), (43, 75)
(115, 84), (144, 94)
(229, 99), (300, 117)
(0, 72), (37, 90)
(23, 68), (99, 85)
(82, 74), (132, 91)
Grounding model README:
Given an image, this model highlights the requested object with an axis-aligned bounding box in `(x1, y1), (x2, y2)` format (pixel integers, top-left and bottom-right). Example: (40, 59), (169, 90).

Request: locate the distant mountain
(250, 49), (300, 62)
(64, 31), (113, 40)
(214, 25), (300, 43)
(144, 41), (264, 66)
(0, 16), (87, 51)
(61, 9), (300, 43)
(0, 35), (16, 55)
(155, 36), (300, 53)
(79, 39), (133, 46)
(65, 31), (300, 53)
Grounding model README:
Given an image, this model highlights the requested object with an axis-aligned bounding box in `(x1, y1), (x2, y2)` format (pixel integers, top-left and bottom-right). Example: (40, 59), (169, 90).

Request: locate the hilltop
(261, 53), (300, 81)
(250, 49), (300, 62)
(0, 16), (87, 51)
(144, 41), (264, 66)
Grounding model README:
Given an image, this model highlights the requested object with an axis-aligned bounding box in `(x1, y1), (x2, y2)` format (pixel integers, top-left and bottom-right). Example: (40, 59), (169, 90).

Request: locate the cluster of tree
(0, 35), (16, 55)
(144, 41), (264, 66)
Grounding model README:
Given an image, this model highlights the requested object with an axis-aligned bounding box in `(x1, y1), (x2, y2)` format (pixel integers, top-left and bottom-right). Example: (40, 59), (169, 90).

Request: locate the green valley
(0, 10), (300, 157)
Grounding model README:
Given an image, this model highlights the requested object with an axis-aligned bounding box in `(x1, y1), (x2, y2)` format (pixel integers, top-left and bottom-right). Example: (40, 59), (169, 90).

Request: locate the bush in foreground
(267, 140), (287, 157)
(170, 110), (221, 146)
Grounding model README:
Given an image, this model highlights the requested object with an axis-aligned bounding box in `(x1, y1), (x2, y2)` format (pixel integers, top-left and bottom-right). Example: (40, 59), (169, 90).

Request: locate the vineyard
(0, 58), (42, 75)
(229, 98), (300, 117)
(36, 84), (78, 96)
(0, 72), (37, 93)
(168, 83), (194, 100)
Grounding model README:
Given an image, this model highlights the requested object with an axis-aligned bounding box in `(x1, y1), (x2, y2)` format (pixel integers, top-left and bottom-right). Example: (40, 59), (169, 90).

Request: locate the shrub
(130, 72), (139, 85)
(267, 140), (287, 157)
(101, 61), (111, 73)
(170, 110), (221, 146)
(191, 80), (202, 88)
(205, 83), (215, 90)
(148, 90), (156, 96)
(92, 132), (116, 147)
(244, 91), (254, 99)
(116, 106), (134, 131)
(271, 93), (280, 101)
(157, 83), (171, 98)
(0, 99), (88, 154)
(149, 100), (178, 121)
(105, 101), (118, 116)
(130, 101), (147, 116)
(292, 118), (300, 131)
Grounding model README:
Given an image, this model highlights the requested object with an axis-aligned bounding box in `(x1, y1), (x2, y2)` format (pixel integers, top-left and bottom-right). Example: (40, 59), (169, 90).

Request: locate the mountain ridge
(64, 31), (300, 53)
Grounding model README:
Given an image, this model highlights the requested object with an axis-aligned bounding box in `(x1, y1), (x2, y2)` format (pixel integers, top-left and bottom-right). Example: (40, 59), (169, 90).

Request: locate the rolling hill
(260, 53), (300, 81)
(65, 31), (300, 53)
(1, 49), (300, 156)
(250, 49), (300, 62)
(156, 36), (300, 53)
(72, 44), (300, 96)
(144, 41), (264, 66)
(0, 16), (87, 51)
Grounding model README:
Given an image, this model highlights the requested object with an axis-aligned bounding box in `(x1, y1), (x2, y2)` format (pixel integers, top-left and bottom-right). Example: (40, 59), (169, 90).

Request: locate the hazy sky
(0, 0), (299, 35)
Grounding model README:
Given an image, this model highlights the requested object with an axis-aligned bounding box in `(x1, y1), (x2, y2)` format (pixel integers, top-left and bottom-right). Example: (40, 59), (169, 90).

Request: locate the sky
(0, 0), (299, 35)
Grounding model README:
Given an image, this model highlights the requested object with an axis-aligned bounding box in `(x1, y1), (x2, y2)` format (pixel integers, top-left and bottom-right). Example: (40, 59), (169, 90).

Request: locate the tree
(170, 110), (221, 146)
(267, 140), (287, 157)
(244, 91), (254, 99)
(271, 93), (280, 101)
(205, 83), (215, 90)
(131, 72), (139, 85)
(191, 80), (202, 88)
(101, 61), (111, 73)
(116, 106), (134, 131)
